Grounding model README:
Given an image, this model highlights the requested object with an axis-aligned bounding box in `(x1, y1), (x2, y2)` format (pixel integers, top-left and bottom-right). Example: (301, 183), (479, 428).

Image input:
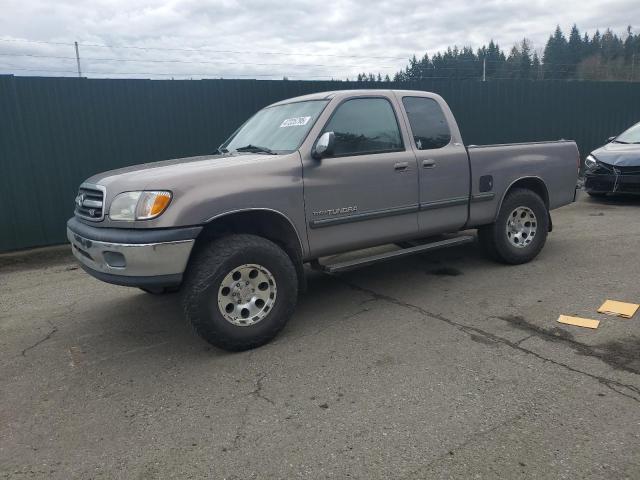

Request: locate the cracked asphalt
(1, 192), (640, 479)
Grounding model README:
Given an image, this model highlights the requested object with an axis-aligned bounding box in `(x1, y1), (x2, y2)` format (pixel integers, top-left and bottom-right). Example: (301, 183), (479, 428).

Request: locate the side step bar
(312, 235), (474, 274)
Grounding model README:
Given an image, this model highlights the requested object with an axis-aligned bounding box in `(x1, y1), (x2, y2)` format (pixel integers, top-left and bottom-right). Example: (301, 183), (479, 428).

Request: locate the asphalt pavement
(1, 192), (639, 479)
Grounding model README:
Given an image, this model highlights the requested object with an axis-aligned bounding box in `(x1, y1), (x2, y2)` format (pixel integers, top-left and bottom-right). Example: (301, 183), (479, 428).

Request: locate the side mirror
(607, 136), (616, 143)
(313, 131), (335, 159)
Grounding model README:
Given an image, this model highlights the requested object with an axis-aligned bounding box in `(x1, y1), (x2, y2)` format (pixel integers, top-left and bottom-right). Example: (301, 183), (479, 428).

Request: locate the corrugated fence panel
(1, 76), (639, 252)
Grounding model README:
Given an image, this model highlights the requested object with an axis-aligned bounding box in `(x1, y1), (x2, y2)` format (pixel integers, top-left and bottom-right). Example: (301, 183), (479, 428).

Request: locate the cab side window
(402, 97), (451, 150)
(323, 98), (403, 156)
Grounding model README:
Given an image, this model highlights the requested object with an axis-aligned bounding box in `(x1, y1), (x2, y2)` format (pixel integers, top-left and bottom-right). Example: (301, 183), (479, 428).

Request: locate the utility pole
(482, 57), (486, 82)
(74, 41), (82, 77)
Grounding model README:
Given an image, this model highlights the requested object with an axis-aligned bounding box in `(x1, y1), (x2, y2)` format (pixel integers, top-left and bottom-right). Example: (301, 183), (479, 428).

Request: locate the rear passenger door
(399, 95), (470, 235)
(303, 96), (419, 257)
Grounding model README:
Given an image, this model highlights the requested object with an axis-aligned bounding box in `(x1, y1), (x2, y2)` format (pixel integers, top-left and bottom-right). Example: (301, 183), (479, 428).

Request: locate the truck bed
(466, 140), (579, 227)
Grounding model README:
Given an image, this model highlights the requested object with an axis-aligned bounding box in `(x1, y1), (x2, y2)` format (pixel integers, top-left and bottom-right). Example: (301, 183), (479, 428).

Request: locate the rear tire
(478, 188), (549, 265)
(182, 234), (298, 351)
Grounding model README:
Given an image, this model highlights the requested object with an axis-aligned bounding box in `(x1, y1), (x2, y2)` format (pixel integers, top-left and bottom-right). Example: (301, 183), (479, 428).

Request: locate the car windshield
(615, 122), (640, 144)
(222, 100), (328, 153)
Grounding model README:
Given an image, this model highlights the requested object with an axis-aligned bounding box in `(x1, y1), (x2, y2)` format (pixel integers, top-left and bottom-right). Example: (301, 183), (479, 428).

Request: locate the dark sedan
(584, 122), (640, 196)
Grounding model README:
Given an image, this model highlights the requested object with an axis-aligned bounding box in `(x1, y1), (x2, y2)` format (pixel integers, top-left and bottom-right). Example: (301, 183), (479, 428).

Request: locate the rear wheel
(182, 234), (298, 351)
(478, 188), (549, 264)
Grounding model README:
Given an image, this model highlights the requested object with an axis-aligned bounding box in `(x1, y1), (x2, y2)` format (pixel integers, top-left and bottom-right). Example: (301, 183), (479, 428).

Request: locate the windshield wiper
(234, 144), (277, 155)
(612, 140), (628, 144)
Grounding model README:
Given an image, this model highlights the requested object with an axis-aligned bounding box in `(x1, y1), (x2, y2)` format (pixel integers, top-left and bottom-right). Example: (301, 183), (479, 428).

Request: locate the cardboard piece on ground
(557, 315), (600, 329)
(597, 300), (639, 319)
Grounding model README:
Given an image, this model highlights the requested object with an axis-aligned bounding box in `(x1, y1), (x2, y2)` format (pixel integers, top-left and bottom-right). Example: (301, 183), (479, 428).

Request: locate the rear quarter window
(402, 97), (451, 150)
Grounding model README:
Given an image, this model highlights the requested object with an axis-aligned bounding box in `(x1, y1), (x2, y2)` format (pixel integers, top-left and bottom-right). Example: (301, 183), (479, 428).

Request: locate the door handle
(394, 162), (409, 171)
(422, 159), (436, 168)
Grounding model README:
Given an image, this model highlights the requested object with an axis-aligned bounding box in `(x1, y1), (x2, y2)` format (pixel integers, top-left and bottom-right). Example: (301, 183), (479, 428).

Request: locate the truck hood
(591, 142), (640, 167)
(87, 152), (275, 192)
(79, 151), (303, 229)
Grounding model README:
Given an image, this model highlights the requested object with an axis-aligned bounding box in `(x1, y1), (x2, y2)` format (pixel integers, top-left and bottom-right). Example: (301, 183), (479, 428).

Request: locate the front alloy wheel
(217, 263), (277, 326)
(182, 234), (298, 351)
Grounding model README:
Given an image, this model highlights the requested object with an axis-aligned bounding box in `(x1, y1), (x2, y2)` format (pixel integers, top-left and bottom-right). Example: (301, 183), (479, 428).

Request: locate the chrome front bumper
(66, 218), (201, 288)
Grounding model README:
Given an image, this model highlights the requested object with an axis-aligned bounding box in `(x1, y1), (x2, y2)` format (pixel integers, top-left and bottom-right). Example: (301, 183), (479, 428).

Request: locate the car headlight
(584, 154), (598, 171)
(109, 191), (172, 221)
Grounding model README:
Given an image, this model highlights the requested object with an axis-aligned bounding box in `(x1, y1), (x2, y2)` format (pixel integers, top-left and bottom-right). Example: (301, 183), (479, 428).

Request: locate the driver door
(302, 95), (420, 257)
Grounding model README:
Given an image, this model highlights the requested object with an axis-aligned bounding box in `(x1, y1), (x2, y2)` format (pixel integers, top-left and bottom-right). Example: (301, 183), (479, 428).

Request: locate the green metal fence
(1, 75), (639, 252)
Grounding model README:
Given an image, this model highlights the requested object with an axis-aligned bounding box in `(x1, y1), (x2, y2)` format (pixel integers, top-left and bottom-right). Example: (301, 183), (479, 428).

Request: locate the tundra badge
(312, 206), (358, 216)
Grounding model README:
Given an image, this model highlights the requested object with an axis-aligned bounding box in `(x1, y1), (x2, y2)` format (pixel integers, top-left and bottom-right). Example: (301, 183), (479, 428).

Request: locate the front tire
(478, 188), (549, 265)
(182, 234), (298, 351)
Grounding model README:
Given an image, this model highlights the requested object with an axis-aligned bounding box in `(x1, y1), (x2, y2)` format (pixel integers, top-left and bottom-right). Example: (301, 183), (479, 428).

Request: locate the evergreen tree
(623, 26), (634, 63)
(519, 39), (533, 79)
(485, 40), (505, 77)
(601, 29), (624, 62)
(458, 46), (478, 78)
(567, 24), (583, 76)
(505, 45), (521, 78)
(407, 55), (419, 80)
(532, 52), (541, 80)
(543, 25), (569, 78)
(591, 30), (602, 55)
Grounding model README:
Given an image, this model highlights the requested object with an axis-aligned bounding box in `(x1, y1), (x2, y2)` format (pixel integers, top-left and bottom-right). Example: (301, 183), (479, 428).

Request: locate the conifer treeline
(355, 25), (640, 82)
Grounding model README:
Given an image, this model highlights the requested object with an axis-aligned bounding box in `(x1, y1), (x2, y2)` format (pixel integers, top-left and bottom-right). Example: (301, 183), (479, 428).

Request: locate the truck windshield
(222, 100), (329, 153)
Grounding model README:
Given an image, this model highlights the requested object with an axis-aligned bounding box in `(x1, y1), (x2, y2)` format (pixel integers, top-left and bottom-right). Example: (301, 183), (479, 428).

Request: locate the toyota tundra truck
(67, 89), (579, 350)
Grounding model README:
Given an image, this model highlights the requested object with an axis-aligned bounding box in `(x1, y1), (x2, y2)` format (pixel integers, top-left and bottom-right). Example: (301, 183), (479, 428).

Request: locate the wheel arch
(496, 176), (552, 231)
(190, 208), (306, 291)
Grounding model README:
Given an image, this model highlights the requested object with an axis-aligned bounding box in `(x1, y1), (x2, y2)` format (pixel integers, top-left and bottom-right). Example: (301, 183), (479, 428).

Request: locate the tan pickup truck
(68, 89), (580, 350)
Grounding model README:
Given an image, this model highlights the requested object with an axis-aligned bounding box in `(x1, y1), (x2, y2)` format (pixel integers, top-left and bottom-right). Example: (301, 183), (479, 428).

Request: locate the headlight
(584, 155), (598, 171)
(109, 191), (172, 221)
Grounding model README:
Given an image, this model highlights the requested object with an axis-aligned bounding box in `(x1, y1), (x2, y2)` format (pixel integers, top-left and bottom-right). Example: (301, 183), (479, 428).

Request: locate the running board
(312, 235), (475, 274)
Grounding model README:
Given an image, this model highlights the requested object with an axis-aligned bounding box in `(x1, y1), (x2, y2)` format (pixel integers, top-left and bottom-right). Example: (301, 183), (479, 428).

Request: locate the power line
(0, 66), (78, 74)
(0, 52), (398, 69)
(1, 65), (634, 81)
(3, 51), (617, 72)
(0, 37), (410, 60)
(2, 57), (631, 77)
(0, 65), (341, 79)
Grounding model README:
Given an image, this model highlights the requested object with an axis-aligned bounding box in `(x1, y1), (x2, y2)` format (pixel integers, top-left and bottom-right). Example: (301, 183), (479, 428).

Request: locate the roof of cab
(267, 89), (436, 107)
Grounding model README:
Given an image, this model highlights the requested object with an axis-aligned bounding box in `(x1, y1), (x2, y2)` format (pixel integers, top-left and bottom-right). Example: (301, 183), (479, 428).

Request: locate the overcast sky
(0, 0), (637, 80)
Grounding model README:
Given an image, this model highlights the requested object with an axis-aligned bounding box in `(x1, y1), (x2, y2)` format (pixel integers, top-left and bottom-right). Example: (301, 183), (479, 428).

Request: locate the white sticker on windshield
(279, 116), (311, 128)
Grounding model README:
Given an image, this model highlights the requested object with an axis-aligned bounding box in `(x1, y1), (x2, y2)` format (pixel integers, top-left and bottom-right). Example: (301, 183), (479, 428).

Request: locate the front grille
(585, 177), (614, 191)
(595, 162), (640, 175)
(74, 184), (105, 221)
(615, 165), (640, 175)
(585, 173), (640, 193)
